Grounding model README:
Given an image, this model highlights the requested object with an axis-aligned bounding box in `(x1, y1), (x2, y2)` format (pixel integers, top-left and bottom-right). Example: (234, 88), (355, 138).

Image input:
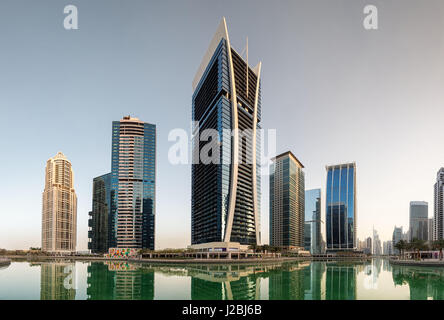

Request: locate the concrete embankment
(390, 259), (444, 267)
(0, 258), (11, 266)
(6, 255), (369, 265)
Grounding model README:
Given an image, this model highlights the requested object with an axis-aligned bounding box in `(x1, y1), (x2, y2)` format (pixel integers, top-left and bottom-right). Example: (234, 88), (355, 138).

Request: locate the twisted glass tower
(191, 18), (262, 246)
(325, 162), (356, 251)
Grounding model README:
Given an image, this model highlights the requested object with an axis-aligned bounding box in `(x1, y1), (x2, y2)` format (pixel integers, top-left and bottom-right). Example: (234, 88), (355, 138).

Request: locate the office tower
(383, 241), (393, 255)
(111, 116), (156, 249)
(428, 218), (434, 243)
(409, 201), (428, 241)
(392, 226), (403, 254)
(191, 18), (262, 247)
(325, 162), (357, 251)
(372, 228), (382, 255)
(41, 152), (77, 253)
(88, 173), (111, 253)
(434, 168), (444, 240)
(363, 236), (372, 255)
(270, 151), (305, 248)
(305, 189), (322, 254)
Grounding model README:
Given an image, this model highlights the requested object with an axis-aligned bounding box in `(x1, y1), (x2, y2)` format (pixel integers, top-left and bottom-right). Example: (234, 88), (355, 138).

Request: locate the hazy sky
(1, 0), (444, 250)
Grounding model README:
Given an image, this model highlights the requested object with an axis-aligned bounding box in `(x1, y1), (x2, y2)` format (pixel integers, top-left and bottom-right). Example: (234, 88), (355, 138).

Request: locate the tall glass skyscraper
(305, 189), (322, 254)
(191, 18), (262, 246)
(41, 152), (77, 253)
(409, 201), (428, 241)
(434, 168), (444, 240)
(325, 162), (356, 251)
(88, 173), (111, 253)
(111, 116), (156, 250)
(270, 151), (305, 248)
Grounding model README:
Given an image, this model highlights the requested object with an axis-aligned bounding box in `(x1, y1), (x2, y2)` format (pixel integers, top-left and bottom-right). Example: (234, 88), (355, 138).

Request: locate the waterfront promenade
(4, 254), (370, 265)
(390, 259), (444, 267)
(0, 258), (11, 266)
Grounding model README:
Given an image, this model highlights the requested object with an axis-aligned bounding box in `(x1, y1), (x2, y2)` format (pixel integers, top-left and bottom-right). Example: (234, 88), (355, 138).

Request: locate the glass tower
(434, 168), (444, 240)
(88, 173), (111, 253)
(111, 116), (156, 250)
(325, 162), (356, 251)
(191, 18), (262, 245)
(305, 189), (322, 254)
(409, 201), (428, 241)
(270, 151), (305, 248)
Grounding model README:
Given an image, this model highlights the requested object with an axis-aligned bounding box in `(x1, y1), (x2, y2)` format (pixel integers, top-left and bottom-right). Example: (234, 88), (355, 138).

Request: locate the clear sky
(1, 0), (444, 250)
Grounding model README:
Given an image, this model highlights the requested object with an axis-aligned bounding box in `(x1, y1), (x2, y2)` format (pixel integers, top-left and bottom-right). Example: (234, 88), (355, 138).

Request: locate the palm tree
(432, 240), (444, 260)
(410, 238), (427, 260)
(394, 240), (407, 259)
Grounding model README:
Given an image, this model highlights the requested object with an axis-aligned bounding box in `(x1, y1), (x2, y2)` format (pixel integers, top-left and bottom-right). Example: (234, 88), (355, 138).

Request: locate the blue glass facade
(192, 28), (261, 245)
(111, 117), (156, 250)
(326, 163), (356, 251)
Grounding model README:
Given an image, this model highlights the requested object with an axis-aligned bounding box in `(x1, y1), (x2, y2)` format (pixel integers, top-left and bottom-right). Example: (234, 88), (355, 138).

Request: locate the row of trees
(394, 239), (444, 260)
(248, 244), (283, 253)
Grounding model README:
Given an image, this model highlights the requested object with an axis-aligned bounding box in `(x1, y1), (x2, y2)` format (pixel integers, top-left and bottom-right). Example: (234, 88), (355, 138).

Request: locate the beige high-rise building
(42, 152), (77, 253)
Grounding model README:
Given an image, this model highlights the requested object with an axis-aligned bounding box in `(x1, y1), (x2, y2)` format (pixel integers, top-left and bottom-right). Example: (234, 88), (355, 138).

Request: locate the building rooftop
(272, 151), (304, 168)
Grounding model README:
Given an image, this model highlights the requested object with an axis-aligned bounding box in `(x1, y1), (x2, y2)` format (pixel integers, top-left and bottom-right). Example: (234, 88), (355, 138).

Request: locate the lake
(0, 259), (443, 300)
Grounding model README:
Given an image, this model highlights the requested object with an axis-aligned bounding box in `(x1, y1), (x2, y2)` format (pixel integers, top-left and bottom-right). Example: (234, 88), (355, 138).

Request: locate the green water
(1, 259), (443, 300)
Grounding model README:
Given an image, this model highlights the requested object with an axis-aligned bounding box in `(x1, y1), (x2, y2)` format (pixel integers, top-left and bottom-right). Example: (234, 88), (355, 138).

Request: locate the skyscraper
(409, 201), (428, 241)
(88, 173), (111, 254)
(325, 162), (356, 251)
(392, 226), (403, 254)
(270, 151), (305, 249)
(111, 116), (156, 250)
(41, 152), (77, 253)
(372, 228), (382, 256)
(434, 168), (444, 240)
(191, 18), (262, 247)
(305, 189), (322, 254)
(428, 218), (434, 243)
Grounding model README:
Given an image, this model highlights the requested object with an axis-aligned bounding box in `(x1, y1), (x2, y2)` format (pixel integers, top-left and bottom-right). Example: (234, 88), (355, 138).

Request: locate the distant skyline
(1, 0), (444, 250)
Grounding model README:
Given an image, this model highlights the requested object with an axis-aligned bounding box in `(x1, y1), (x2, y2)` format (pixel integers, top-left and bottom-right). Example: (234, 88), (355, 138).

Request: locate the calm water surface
(0, 259), (443, 300)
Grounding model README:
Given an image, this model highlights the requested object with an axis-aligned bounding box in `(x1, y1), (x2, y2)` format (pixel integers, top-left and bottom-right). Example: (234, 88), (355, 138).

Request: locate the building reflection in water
(304, 262), (326, 300)
(87, 262), (154, 300)
(268, 262), (309, 300)
(325, 263), (357, 300)
(39, 261), (76, 300)
(392, 265), (444, 300)
(189, 264), (268, 300)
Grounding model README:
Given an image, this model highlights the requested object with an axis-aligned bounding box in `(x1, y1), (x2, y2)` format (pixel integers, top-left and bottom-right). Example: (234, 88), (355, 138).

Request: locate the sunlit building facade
(41, 152), (77, 253)
(325, 162), (356, 251)
(270, 151), (305, 248)
(111, 116), (156, 249)
(191, 18), (262, 246)
(434, 168), (444, 241)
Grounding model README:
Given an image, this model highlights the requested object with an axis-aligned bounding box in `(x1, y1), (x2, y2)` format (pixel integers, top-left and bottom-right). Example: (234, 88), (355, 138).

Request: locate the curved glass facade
(326, 163), (356, 251)
(191, 20), (261, 245)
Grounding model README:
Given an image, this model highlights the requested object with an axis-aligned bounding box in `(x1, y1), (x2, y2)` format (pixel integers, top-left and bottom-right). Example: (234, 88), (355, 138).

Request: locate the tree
(410, 238), (427, 260)
(248, 244), (258, 253)
(432, 240), (444, 260)
(394, 240), (407, 259)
